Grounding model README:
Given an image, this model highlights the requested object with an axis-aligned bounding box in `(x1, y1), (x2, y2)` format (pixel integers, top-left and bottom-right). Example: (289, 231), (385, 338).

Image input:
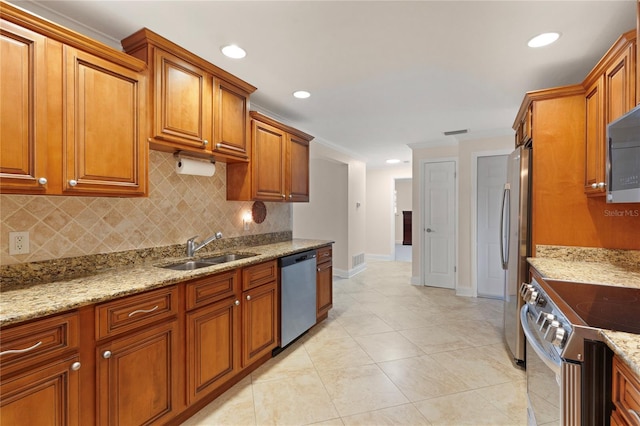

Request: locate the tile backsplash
(1, 150), (291, 265)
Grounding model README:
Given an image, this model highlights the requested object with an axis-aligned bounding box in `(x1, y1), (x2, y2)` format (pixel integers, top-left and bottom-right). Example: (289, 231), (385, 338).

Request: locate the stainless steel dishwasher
(278, 250), (317, 348)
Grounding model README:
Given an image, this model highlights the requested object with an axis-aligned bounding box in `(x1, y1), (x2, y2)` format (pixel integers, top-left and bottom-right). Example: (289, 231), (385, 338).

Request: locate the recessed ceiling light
(527, 32), (560, 48)
(221, 44), (246, 59)
(293, 90), (311, 99)
(386, 159), (401, 164)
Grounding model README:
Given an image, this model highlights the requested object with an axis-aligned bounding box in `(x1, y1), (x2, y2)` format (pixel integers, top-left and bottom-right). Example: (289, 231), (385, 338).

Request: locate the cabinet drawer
(317, 246), (332, 264)
(613, 357), (640, 426)
(185, 270), (239, 311)
(242, 260), (277, 291)
(0, 312), (79, 375)
(96, 286), (178, 340)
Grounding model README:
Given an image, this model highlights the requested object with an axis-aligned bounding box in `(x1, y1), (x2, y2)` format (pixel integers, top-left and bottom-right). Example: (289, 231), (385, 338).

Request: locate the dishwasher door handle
(295, 254), (316, 263)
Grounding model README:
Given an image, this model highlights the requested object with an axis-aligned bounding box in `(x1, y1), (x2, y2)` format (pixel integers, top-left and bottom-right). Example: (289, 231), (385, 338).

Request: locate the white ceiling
(15, 1), (637, 167)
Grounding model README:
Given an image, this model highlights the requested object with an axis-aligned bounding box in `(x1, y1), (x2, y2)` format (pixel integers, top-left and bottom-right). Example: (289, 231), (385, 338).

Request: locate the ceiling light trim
(221, 44), (246, 59)
(527, 32), (561, 48)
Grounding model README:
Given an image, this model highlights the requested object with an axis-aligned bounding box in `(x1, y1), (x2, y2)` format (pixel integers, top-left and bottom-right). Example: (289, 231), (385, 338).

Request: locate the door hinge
(454, 266), (457, 272)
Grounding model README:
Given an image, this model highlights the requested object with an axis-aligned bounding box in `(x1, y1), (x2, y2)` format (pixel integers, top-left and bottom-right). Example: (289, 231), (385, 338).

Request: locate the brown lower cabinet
(316, 246), (333, 322)
(0, 311), (81, 426)
(611, 355), (640, 426)
(0, 251), (330, 424)
(96, 320), (180, 425)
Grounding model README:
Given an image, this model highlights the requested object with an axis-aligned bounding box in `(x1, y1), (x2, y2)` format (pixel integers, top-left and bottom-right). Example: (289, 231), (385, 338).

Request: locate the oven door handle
(520, 305), (561, 374)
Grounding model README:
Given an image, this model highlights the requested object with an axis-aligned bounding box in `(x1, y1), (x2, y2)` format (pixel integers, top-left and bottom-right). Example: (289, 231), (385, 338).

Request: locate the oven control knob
(552, 327), (567, 348)
(535, 296), (546, 308)
(520, 283), (533, 298)
(527, 290), (539, 305)
(536, 312), (555, 333)
(543, 320), (566, 347)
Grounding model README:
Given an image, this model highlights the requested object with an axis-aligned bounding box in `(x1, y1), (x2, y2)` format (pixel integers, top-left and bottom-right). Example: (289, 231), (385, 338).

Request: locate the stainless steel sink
(161, 260), (216, 271)
(199, 253), (256, 264)
(158, 253), (257, 270)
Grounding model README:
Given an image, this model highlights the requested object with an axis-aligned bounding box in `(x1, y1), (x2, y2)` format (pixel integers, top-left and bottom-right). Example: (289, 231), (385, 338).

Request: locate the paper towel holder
(173, 151), (216, 165)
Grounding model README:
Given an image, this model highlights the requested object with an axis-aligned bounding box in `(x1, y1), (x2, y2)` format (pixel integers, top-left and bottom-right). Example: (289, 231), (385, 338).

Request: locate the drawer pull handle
(128, 305), (159, 317)
(629, 410), (640, 423)
(0, 341), (43, 356)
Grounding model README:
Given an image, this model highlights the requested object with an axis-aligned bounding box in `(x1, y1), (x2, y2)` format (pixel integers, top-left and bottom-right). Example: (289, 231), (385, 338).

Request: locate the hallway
(182, 260), (526, 425)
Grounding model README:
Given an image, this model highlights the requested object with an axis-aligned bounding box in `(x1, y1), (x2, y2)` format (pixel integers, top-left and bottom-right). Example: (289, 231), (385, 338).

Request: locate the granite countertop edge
(600, 330), (640, 378)
(0, 239), (333, 328)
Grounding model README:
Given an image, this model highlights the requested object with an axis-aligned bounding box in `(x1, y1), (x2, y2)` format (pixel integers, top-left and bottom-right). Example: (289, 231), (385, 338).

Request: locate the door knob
(426, 228), (434, 233)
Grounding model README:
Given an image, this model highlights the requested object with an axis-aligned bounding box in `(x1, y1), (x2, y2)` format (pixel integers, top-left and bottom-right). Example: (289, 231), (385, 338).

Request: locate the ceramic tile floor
(181, 260), (527, 426)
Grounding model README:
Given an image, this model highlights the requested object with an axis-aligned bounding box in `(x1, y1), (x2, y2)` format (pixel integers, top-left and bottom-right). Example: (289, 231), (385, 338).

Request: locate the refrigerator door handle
(500, 185), (510, 270)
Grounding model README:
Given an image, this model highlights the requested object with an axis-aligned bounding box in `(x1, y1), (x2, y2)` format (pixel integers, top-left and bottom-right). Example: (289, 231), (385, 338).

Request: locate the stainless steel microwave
(606, 104), (640, 203)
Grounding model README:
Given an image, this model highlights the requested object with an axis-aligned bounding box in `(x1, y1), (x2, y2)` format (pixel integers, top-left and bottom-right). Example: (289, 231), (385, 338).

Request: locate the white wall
(394, 179), (412, 244)
(293, 142), (367, 277)
(293, 158), (348, 271)
(411, 135), (513, 295)
(365, 165), (412, 260)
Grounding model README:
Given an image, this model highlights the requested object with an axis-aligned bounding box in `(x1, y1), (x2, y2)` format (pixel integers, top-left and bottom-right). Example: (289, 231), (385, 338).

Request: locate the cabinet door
(64, 47), (147, 196)
(0, 20), (50, 194)
(316, 260), (333, 321)
(0, 356), (80, 426)
(242, 282), (278, 367)
(606, 43), (635, 124)
(214, 80), (250, 160)
(97, 320), (179, 426)
(153, 48), (212, 150)
(252, 120), (287, 201)
(186, 297), (240, 404)
(287, 133), (310, 202)
(584, 76), (605, 195)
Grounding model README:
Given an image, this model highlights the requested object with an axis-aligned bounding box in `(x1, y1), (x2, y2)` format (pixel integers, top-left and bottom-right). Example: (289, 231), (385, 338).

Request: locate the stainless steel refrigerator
(500, 144), (531, 366)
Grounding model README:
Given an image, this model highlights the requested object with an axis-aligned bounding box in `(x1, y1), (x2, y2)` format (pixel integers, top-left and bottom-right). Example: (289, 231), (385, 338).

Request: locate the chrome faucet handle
(187, 235), (199, 243)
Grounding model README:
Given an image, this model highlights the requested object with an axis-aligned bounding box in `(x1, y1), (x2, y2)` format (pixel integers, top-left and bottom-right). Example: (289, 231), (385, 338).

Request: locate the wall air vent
(443, 129), (469, 136)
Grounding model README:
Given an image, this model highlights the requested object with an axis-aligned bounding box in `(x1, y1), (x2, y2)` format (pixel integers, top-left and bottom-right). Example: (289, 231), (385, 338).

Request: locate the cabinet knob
(317, 268), (321, 272)
(69, 179), (78, 187)
(235, 300), (240, 306)
(71, 361), (81, 371)
(281, 194), (286, 199)
(203, 139), (209, 146)
(103, 350), (112, 359)
(246, 295), (251, 301)
(38, 177), (47, 185)
(598, 182), (606, 188)
(289, 194), (293, 199)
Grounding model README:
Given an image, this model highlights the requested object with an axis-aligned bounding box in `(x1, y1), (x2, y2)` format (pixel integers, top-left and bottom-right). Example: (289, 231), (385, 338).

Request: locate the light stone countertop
(526, 258), (640, 288)
(529, 245), (640, 380)
(0, 239), (332, 328)
(600, 330), (640, 378)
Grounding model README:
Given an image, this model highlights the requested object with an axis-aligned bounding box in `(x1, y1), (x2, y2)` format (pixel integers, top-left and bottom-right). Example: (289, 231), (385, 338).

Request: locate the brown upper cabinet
(582, 29), (636, 196)
(121, 28), (256, 163)
(0, 3), (148, 196)
(227, 111), (313, 202)
(514, 104), (532, 147)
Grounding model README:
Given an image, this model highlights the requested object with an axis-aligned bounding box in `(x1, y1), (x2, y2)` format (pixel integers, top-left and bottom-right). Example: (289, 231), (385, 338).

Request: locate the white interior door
(423, 161), (456, 289)
(477, 155), (508, 298)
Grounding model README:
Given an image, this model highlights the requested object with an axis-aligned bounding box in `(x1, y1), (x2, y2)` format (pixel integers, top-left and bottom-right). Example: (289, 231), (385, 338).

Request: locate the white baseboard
(455, 287), (475, 298)
(333, 263), (367, 279)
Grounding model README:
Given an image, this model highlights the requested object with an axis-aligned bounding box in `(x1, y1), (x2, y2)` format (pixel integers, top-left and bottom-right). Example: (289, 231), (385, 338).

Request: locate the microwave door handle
(500, 186), (510, 269)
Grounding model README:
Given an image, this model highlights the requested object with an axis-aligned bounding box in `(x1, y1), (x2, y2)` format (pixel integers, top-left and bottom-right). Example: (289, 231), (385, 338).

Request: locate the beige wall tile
(1, 150), (292, 265)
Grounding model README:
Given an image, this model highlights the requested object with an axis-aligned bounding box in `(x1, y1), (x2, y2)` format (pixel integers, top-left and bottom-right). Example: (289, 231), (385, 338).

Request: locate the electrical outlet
(9, 231), (30, 255)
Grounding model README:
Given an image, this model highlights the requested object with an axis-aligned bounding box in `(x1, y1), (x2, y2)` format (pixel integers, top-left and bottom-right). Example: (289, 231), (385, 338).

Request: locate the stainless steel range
(520, 276), (640, 425)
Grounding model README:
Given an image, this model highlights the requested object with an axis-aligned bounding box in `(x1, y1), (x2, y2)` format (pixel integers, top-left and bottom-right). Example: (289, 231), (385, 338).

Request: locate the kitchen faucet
(186, 232), (223, 257)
